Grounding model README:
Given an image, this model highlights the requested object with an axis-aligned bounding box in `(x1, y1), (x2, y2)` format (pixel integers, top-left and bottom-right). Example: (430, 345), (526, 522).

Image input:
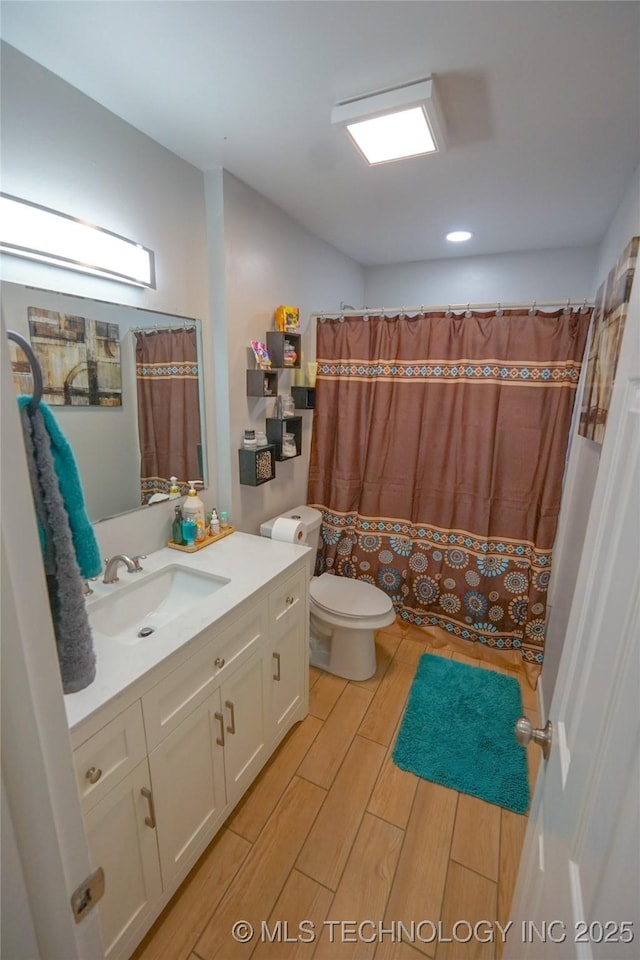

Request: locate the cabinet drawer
(142, 604), (266, 751)
(269, 567), (307, 633)
(73, 701), (146, 814)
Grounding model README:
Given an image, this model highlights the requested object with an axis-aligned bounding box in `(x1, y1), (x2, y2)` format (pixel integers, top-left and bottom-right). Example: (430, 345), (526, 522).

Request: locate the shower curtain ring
(580, 299), (589, 314)
(496, 303), (503, 317)
(445, 305), (453, 318)
(465, 304), (472, 318)
(528, 301), (537, 316)
(563, 299), (571, 315)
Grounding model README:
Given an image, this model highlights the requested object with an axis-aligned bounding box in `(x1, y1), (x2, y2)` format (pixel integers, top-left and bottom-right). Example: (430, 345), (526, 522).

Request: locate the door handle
(225, 700), (236, 735)
(214, 711), (225, 746)
(515, 716), (552, 760)
(273, 651), (281, 681)
(140, 786), (156, 828)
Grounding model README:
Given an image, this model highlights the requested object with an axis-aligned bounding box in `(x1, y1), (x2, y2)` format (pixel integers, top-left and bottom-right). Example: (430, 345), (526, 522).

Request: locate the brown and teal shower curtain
(307, 308), (591, 679)
(135, 328), (202, 503)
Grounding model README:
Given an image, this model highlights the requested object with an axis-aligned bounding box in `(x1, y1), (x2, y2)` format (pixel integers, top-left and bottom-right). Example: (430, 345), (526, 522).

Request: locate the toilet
(260, 505), (396, 680)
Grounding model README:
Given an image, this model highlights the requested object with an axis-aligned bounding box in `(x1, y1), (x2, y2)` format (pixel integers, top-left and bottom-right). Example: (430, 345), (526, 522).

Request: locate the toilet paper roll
(271, 517), (306, 544)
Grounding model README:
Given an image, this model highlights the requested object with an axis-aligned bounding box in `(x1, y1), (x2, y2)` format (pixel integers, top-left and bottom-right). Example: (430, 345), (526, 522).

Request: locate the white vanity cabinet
(70, 554), (309, 960)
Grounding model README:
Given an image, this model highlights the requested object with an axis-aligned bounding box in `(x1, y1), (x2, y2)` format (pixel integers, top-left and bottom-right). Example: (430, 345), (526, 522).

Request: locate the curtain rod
(312, 298), (594, 319)
(131, 321), (197, 333)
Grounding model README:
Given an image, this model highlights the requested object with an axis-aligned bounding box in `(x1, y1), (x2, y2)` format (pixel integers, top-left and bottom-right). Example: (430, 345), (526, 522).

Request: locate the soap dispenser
(182, 481), (206, 541)
(169, 476), (180, 499)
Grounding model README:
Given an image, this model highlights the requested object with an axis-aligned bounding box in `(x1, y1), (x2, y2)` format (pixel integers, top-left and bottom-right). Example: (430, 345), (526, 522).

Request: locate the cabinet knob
(85, 766), (102, 784)
(286, 596), (295, 605)
(214, 657), (225, 668)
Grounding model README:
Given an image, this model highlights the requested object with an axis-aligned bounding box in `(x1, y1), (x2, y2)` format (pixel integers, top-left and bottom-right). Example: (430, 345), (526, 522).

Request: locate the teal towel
(17, 396), (102, 579)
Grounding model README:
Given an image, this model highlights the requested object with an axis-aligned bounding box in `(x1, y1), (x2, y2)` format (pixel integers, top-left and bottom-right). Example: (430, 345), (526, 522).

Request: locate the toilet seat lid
(310, 573), (393, 619)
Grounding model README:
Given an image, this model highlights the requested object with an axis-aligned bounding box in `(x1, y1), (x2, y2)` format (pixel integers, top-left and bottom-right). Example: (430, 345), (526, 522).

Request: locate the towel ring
(7, 330), (43, 413)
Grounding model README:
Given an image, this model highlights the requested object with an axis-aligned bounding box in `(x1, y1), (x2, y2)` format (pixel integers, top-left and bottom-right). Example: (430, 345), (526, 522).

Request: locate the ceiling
(1, 1), (639, 267)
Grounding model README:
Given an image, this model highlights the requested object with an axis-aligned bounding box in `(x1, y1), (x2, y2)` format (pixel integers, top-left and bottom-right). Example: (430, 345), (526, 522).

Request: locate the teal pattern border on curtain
(318, 358), (582, 386)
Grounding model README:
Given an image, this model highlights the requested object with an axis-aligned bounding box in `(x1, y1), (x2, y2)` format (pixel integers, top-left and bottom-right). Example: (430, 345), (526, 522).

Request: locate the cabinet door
(268, 566), (308, 740)
(219, 655), (267, 806)
(268, 596), (306, 738)
(148, 694), (226, 887)
(84, 760), (162, 960)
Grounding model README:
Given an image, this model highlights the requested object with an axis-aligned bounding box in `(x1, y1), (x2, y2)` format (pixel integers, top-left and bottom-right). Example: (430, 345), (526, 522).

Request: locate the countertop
(65, 532), (309, 733)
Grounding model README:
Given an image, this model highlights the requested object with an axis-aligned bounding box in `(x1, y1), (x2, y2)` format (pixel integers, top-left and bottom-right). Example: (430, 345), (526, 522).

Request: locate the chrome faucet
(103, 554), (145, 584)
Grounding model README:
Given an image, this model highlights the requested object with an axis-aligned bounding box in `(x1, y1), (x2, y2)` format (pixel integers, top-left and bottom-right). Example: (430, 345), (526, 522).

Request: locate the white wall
(541, 163), (640, 712)
(207, 169), (364, 535)
(0, 43), (212, 557)
(363, 246), (598, 308)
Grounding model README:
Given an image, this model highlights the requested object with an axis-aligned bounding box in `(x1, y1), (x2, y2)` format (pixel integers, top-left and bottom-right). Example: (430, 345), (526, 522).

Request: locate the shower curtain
(307, 308), (591, 680)
(135, 328), (202, 503)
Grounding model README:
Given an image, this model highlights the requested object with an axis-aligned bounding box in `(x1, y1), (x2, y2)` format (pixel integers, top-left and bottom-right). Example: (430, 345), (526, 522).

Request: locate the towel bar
(7, 329), (43, 412)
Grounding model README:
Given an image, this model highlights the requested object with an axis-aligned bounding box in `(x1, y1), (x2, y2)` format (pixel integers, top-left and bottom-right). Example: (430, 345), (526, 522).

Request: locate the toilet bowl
(260, 505), (396, 681)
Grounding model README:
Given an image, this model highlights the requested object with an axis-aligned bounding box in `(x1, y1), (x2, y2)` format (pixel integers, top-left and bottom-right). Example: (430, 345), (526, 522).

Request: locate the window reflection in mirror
(4, 282), (207, 522)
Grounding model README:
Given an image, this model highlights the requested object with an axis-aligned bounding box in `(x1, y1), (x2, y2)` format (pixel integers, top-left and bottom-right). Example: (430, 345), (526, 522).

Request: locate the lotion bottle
(182, 480), (206, 541)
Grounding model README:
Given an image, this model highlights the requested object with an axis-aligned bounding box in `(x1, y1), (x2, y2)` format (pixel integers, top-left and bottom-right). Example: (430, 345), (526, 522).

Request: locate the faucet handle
(131, 555), (146, 571)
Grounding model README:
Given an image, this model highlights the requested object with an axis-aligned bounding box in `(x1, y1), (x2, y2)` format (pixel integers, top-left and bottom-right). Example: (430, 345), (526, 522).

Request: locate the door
(219, 655), (267, 805)
(268, 601), (306, 739)
(84, 761), (162, 960)
(1, 323), (105, 959)
(506, 347), (640, 952)
(268, 566), (307, 740)
(148, 693), (226, 887)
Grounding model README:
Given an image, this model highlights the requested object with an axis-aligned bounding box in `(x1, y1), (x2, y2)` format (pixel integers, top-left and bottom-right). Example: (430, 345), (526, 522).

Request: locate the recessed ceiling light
(446, 231), (473, 242)
(332, 77), (444, 165)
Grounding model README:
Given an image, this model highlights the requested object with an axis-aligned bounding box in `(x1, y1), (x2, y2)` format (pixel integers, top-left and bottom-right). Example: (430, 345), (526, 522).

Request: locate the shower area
(307, 303), (592, 686)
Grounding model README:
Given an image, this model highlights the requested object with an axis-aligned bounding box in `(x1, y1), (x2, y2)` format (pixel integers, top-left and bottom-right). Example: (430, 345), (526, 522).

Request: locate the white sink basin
(88, 564), (230, 645)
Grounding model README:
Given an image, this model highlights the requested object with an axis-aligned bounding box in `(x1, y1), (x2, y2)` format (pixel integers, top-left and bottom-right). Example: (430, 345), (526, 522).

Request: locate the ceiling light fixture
(332, 77), (444, 165)
(0, 194), (156, 288)
(446, 231), (473, 243)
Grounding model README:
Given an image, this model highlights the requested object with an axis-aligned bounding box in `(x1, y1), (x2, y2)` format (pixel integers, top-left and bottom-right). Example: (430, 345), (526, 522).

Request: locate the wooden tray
(167, 526), (235, 553)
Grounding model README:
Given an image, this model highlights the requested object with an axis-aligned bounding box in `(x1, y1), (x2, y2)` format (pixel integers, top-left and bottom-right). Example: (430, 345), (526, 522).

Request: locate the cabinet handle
(85, 766), (102, 784)
(214, 711), (225, 747)
(273, 652), (281, 681)
(286, 595), (295, 606)
(140, 786), (156, 829)
(225, 700), (236, 735)
(214, 657), (225, 668)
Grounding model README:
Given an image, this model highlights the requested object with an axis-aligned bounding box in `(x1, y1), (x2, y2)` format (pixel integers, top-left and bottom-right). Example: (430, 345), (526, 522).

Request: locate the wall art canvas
(579, 236), (639, 444)
(10, 307), (122, 406)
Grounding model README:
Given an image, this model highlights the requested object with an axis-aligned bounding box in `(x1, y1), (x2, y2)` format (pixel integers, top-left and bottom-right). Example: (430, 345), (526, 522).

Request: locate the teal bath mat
(393, 654), (529, 813)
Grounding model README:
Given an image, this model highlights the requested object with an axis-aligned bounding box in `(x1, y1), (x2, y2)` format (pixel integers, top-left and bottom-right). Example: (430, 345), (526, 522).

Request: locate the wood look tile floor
(133, 625), (539, 960)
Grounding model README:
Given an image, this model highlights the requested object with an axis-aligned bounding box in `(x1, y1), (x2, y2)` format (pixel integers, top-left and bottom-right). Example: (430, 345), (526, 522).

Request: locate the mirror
(4, 281), (208, 522)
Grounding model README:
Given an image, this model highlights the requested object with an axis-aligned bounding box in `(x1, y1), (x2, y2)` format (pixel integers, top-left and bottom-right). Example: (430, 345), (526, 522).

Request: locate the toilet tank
(260, 505), (322, 579)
